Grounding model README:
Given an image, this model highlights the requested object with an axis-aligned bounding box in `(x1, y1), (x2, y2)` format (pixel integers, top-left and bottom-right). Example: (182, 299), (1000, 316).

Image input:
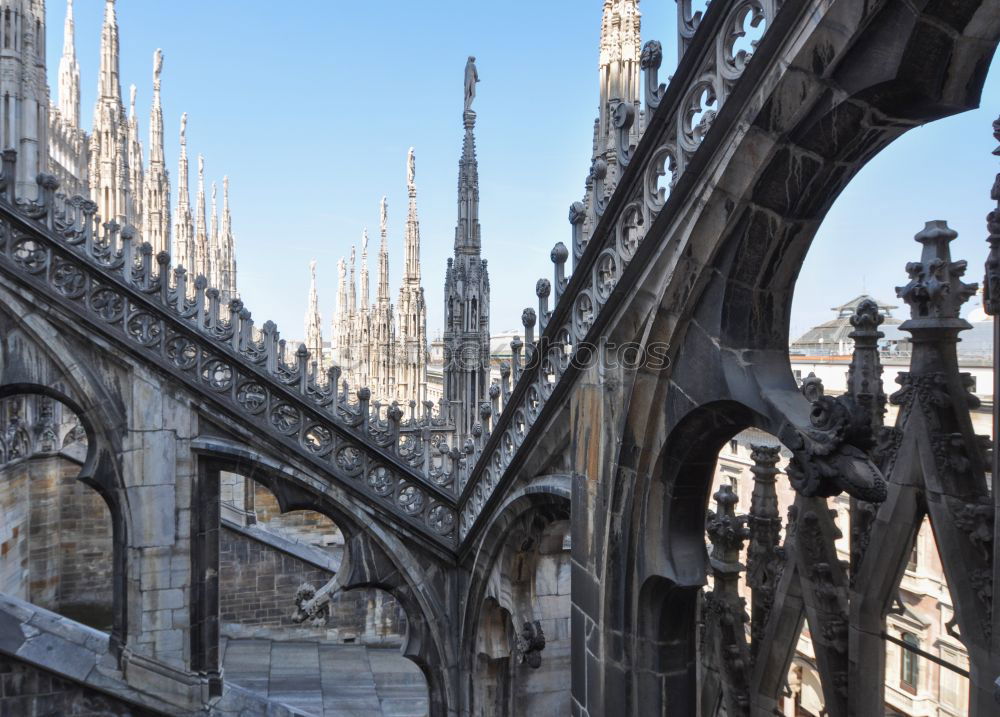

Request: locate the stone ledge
(0, 591), (312, 716)
(221, 516), (342, 573)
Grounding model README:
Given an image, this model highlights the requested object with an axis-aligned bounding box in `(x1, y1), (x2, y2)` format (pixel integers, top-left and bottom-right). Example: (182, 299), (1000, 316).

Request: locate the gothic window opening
(0, 392), (114, 634)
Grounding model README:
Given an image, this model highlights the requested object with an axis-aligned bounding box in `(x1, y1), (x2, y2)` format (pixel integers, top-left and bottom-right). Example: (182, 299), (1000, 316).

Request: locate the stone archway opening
(216, 474), (428, 716)
(0, 392), (111, 631)
(472, 506), (572, 717)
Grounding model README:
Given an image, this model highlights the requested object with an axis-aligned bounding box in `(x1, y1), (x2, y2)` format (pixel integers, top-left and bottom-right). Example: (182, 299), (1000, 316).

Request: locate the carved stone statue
(180, 111), (187, 140)
(464, 56), (479, 111)
(407, 147), (415, 187)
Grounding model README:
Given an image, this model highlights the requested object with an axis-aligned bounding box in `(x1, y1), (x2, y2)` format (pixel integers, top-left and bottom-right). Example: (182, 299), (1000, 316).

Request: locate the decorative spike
(139, 243), (153, 290)
(522, 309), (536, 354)
(569, 201), (586, 266)
(296, 344), (309, 393)
(551, 243), (569, 304)
(157, 251), (171, 305)
(591, 158), (608, 217)
(640, 40), (665, 110)
(228, 299), (243, 352)
(193, 276), (207, 327)
(613, 101), (636, 167)
(262, 320), (278, 372)
(499, 361), (511, 404)
(173, 267), (188, 312)
(206, 288), (221, 330)
(120, 225), (135, 284)
(536, 279), (551, 333)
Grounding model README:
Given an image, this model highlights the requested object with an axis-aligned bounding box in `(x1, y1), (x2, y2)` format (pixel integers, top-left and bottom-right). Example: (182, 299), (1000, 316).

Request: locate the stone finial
(706, 484), (748, 563)
(896, 221), (977, 322)
(640, 40), (663, 70)
(535, 279), (551, 298)
(749, 443), (780, 468)
(522, 308), (536, 330)
(849, 298), (884, 339)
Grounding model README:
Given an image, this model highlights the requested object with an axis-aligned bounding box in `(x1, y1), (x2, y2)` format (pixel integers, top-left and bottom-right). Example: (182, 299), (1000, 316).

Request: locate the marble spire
(454, 73), (481, 256)
(58, 0), (81, 128)
(173, 113), (194, 272)
(195, 154), (209, 280)
(335, 256), (348, 373)
(397, 147), (428, 404)
(377, 198), (390, 304)
(306, 260), (325, 374)
(209, 182), (219, 288)
(360, 229), (370, 311)
(582, 0), (642, 244)
(219, 176), (237, 302)
(90, 0), (132, 225)
(144, 49), (170, 255)
(348, 245), (357, 315)
(444, 57), (491, 439)
(127, 83), (145, 232)
(402, 148), (421, 285)
(373, 197), (394, 398)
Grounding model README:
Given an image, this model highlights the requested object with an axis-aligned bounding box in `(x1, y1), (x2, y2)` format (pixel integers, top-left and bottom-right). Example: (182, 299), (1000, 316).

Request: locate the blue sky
(46, 1), (1000, 344)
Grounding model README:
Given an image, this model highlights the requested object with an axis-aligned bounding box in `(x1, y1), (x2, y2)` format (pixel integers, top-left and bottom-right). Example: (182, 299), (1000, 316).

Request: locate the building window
(906, 538), (918, 572)
(900, 632), (919, 693)
(938, 647), (968, 713)
(729, 439), (738, 454)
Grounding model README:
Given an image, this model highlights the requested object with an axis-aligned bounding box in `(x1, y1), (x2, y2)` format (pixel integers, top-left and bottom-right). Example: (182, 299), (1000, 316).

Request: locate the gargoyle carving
(292, 582), (330, 627)
(514, 620), (546, 669)
(786, 394), (887, 503)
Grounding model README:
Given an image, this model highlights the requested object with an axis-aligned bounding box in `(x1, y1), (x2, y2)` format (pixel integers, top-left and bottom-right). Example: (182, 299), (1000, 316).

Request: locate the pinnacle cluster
(305, 149), (429, 406)
(43, 0), (238, 301)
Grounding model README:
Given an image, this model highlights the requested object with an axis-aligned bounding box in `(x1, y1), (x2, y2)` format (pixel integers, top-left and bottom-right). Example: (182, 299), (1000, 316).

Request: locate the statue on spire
(153, 48), (163, 91)
(407, 147), (415, 187)
(180, 111), (187, 142)
(464, 56), (479, 111)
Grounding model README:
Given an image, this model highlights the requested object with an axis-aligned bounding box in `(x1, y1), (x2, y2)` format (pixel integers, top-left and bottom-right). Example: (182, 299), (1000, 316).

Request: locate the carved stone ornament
(786, 394), (887, 502)
(514, 620), (546, 669)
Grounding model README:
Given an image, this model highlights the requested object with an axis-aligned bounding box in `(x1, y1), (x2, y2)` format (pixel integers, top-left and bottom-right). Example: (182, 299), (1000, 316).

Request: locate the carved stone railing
(0, 156), (458, 545)
(456, 0), (782, 542)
